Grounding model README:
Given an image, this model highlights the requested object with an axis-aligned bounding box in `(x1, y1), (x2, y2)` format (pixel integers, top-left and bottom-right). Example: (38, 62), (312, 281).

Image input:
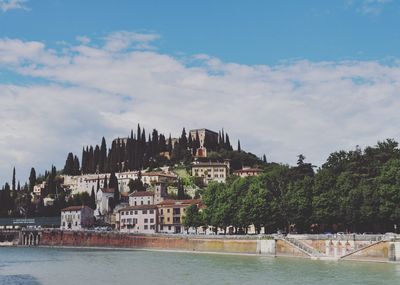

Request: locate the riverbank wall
(36, 230), (400, 263)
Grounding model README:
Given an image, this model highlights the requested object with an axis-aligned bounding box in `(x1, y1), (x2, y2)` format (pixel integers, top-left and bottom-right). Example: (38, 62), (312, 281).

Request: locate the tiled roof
(233, 168), (263, 173)
(119, 205), (157, 211)
(157, 199), (202, 206)
(61, 205), (92, 212)
(129, 191), (154, 197)
(192, 162), (228, 167)
(101, 188), (115, 193)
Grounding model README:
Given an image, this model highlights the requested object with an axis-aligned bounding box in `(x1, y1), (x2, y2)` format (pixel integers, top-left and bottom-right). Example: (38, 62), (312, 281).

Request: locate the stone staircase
(283, 236), (324, 259)
(339, 240), (384, 260)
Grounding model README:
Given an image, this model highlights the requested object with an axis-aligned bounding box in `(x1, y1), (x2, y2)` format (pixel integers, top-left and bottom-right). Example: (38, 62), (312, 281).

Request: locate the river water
(0, 247), (399, 285)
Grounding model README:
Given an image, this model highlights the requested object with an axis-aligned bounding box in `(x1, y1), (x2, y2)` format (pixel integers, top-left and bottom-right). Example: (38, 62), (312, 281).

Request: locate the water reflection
(0, 274), (42, 285)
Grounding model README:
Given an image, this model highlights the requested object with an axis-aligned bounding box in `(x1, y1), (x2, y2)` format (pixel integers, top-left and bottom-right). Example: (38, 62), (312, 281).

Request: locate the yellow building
(191, 161), (230, 184)
(157, 199), (201, 234)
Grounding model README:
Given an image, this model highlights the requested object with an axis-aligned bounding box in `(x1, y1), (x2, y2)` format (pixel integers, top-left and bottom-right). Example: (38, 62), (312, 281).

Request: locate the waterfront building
(119, 205), (158, 234)
(60, 205), (94, 230)
(191, 161), (230, 184)
(233, 167), (263, 178)
(157, 199), (201, 234)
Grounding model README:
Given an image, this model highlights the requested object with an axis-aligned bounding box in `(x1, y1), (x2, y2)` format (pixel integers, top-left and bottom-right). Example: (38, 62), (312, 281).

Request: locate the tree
(237, 140), (241, 153)
(183, 204), (202, 234)
(90, 186), (96, 210)
(109, 172), (120, 205)
(29, 167), (36, 193)
(177, 179), (185, 200)
(12, 167), (16, 192)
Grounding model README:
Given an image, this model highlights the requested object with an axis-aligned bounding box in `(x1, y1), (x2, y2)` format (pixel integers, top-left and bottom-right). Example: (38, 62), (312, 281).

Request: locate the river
(0, 247), (399, 284)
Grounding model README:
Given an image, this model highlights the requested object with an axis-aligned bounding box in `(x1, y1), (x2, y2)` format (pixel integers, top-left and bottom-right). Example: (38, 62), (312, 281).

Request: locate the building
(129, 191), (154, 206)
(95, 188), (115, 216)
(189, 128), (219, 157)
(60, 205), (94, 230)
(141, 172), (177, 186)
(33, 181), (46, 196)
(233, 167), (263, 178)
(119, 205), (157, 234)
(157, 199), (201, 234)
(63, 171), (139, 195)
(191, 161), (230, 184)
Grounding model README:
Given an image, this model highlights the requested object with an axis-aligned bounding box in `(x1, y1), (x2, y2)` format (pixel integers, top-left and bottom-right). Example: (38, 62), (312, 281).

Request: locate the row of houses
(61, 191), (202, 234)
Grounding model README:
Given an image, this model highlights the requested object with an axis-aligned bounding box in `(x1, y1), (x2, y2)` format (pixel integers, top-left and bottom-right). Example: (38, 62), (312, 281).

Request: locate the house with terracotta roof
(157, 199), (202, 234)
(233, 167), (263, 178)
(129, 191), (154, 206)
(119, 205), (158, 234)
(60, 205), (94, 230)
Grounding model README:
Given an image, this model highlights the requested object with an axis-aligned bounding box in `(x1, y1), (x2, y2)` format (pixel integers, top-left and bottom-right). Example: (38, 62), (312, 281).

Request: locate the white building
(129, 191), (154, 206)
(141, 172), (177, 186)
(60, 205), (94, 230)
(33, 181), (46, 196)
(62, 171), (178, 195)
(95, 188), (115, 217)
(119, 205), (158, 234)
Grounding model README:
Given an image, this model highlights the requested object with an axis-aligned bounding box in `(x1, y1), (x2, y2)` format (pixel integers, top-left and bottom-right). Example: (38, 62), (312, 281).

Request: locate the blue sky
(1, 0), (400, 184)
(1, 1), (400, 65)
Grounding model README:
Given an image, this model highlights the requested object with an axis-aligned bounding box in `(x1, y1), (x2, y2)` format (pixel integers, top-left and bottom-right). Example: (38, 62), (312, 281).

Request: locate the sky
(1, 0), (400, 184)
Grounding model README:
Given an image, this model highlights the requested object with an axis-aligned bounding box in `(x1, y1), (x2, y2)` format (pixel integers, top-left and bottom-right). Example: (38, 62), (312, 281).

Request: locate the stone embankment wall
(38, 230), (400, 263)
(40, 231), (266, 254)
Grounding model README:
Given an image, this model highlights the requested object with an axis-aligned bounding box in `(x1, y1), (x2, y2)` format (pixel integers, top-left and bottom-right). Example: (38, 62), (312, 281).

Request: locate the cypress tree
(109, 172), (120, 204)
(263, 154), (267, 163)
(99, 137), (107, 173)
(180, 128), (187, 149)
(63, 153), (74, 175)
(29, 167), (36, 193)
(12, 167), (16, 192)
(103, 175), (108, 189)
(238, 140), (241, 152)
(90, 186), (96, 209)
(73, 155), (80, 175)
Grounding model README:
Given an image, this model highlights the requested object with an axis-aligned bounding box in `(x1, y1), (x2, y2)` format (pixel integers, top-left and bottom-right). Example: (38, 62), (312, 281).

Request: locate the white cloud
(0, 0), (28, 12)
(347, 0), (393, 15)
(1, 32), (400, 183)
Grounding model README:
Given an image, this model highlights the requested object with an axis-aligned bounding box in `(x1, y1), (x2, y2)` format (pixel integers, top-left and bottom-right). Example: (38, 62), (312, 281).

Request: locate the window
(150, 218), (154, 223)
(148, 201), (150, 205)
(135, 211), (138, 215)
(167, 209), (170, 213)
(168, 226), (171, 230)
(167, 217), (170, 222)
(75, 222), (77, 226)
(141, 201), (144, 205)
(150, 225), (155, 230)
(150, 210), (154, 214)
(121, 212), (124, 216)
(144, 218), (148, 223)
(143, 210), (147, 214)
(160, 225), (164, 231)
(160, 209), (163, 214)
(144, 225), (148, 230)
(134, 201), (137, 206)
